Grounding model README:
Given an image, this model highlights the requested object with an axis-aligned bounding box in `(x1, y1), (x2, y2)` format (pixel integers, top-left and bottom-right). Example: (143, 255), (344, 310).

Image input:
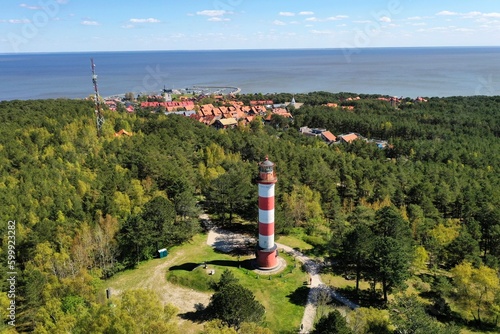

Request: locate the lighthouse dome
(261, 159), (273, 167)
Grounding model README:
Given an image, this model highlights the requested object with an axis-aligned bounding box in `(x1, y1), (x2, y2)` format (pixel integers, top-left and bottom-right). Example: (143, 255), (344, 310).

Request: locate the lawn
(276, 234), (314, 252)
(107, 232), (309, 333)
(320, 271), (371, 291)
(166, 233), (309, 333)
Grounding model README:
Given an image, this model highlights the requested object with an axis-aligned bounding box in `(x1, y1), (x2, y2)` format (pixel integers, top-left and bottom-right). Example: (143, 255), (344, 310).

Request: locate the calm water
(1, 47), (499, 101)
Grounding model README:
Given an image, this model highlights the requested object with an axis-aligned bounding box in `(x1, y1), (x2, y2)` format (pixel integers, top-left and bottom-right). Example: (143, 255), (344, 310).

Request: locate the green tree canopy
(368, 206), (414, 302)
(311, 310), (352, 334)
(207, 271), (265, 330)
(390, 294), (460, 334)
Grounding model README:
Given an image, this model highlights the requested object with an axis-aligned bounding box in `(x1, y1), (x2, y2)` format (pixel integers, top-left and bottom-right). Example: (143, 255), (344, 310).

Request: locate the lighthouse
(256, 156), (278, 269)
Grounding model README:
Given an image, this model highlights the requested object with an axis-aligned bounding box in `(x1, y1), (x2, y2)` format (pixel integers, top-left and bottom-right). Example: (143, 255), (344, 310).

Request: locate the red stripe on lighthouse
(259, 222), (274, 236)
(258, 196), (274, 211)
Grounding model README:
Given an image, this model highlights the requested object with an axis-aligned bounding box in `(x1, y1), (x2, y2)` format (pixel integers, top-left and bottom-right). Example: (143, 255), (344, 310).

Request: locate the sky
(1, 0), (500, 53)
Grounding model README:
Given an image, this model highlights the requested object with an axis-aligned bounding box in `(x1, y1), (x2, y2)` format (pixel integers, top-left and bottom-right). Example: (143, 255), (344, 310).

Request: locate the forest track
(110, 228), (357, 332)
(108, 249), (210, 322)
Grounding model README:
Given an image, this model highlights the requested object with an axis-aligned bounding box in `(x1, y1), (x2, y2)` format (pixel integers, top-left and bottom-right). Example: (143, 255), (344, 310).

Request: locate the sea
(1, 47), (500, 101)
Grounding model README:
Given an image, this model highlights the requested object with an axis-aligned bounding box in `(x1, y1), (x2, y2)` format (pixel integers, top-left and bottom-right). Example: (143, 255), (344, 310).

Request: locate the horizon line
(2, 45), (500, 55)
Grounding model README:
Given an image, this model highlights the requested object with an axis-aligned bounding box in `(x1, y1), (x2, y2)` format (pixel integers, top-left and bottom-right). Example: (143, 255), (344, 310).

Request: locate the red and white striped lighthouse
(256, 156), (278, 269)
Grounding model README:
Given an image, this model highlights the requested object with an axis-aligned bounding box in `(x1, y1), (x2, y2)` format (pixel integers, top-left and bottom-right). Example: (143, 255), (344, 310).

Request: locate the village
(103, 90), (414, 147)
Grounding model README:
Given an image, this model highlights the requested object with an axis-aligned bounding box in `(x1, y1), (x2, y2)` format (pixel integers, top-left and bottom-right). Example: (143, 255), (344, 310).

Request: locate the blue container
(158, 248), (168, 258)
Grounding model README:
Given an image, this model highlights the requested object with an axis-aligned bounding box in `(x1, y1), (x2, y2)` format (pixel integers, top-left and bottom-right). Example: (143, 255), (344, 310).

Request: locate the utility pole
(91, 58), (105, 137)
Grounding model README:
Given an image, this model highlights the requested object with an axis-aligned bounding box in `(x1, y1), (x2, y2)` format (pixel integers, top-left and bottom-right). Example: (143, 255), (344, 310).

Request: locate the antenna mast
(91, 58), (105, 137)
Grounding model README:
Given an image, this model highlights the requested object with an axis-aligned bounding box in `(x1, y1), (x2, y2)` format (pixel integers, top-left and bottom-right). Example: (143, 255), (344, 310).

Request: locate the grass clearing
(107, 258), (166, 291)
(276, 234), (314, 252)
(320, 272), (371, 291)
(107, 235), (208, 292)
(106, 234), (213, 333)
(108, 232), (309, 333)
(165, 234), (309, 333)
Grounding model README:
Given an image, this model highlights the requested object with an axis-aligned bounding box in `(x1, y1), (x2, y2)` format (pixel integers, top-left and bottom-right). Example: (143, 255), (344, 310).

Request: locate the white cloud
(121, 24), (135, 29)
(129, 18), (160, 23)
(417, 26), (450, 33)
(81, 20), (99, 26)
(208, 17), (230, 22)
(197, 9), (234, 21)
(310, 29), (334, 35)
(196, 10), (227, 17)
(437, 11), (459, 16)
(303, 15), (348, 23)
(273, 20), (286, 26)
(435, 10), (500, 23)
(279, 12), (295, 17)
(20, 3), (42, 10)
(327, 15), (348, 21)
(299, 11), (314, 16)
(380, 16), (392, 23)
(484, 12), (500, 18)
(0, 19), (31, 24)
(464, 11), (482, 17)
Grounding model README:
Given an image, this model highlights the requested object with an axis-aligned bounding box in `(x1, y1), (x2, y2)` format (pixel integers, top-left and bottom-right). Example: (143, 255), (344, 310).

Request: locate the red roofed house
(339, 133), (359, 144)
(341, 106), (355, 111)
(233, 109), (247, 120)
(245, 115), (255, 124)
(250, 100), (273, 106)
(214, 117), (238, 130)
(251, 105), (267, 115)
(241, 106), (252, 113)
(105, 100), (117, 111)
(114, 129), (132, 137)
(272, 108), (293, 119)
(192, 114), (218, 126)
(321, 131), (337, 144)
(199, 104), (215, 116)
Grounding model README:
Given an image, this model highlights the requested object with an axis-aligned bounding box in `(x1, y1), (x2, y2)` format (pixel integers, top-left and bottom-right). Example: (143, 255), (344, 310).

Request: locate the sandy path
(276, 243), (321, 333)
(109, 227), (357, 332)
(109, 249), (211, 315)
(147, 251), (211, 313)
(206, 227), (256, 251)
(207, 228), (358, 333)
(277, 243), (358, 333)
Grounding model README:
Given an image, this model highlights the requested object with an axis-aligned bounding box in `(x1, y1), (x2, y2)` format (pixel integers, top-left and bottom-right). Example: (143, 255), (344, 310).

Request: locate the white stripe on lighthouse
(258, 184), (275, 198)
(259, 234), (274, 249)
(259, 209), (274, 224)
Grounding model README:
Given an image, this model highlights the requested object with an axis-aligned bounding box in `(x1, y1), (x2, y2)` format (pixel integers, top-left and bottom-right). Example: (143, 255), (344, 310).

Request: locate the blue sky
(1, 0), (500, 53)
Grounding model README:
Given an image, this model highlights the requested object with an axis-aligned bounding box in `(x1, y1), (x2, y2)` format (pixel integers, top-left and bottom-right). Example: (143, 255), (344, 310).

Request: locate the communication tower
(91, 58), (105, 137)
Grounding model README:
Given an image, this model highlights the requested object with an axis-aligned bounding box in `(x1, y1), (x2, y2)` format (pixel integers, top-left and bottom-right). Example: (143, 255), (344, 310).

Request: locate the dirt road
(108, 250), (211, 315)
